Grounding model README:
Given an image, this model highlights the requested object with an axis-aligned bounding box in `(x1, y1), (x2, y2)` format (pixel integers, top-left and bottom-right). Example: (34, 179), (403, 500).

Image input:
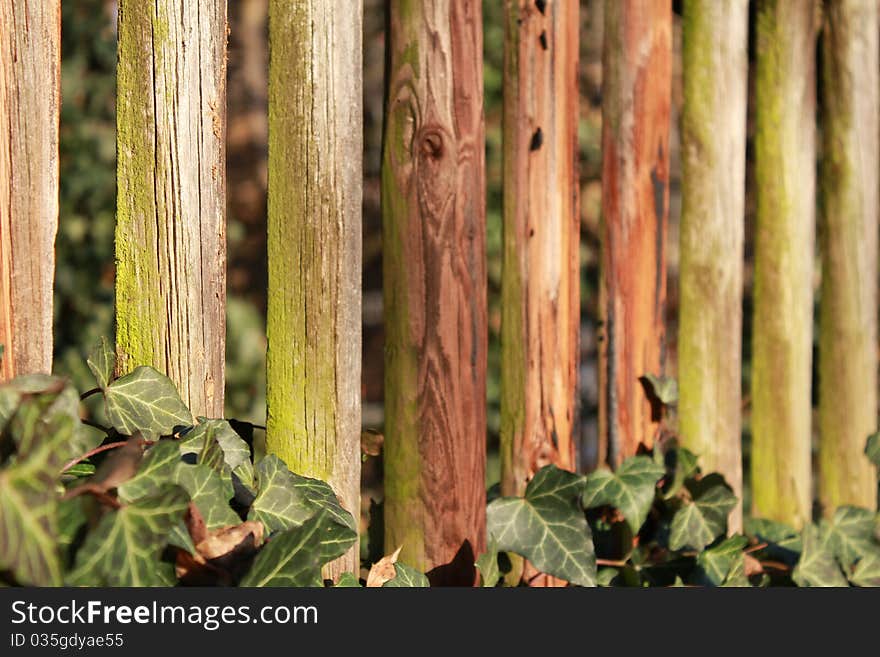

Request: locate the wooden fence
(1, 0), (877, 583)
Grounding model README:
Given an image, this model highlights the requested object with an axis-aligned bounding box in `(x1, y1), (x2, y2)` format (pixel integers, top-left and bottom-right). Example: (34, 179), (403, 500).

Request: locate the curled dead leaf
(360, 429), (384, 457)
(196, 521), (264, 560)
(366, 546), (402, 587)
(744, 553), (764, 578)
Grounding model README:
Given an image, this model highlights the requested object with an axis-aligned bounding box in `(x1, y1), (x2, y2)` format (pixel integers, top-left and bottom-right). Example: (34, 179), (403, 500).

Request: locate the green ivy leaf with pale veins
(824, 506), (878, 569)
(475, 537), (501, 588)
(248, 455), (356, 534)
(793, 525), (848, 588)
(116, 440), (180, 503)
(669, 481), (737, 551)
(240, 509), (357, 587)
(582, 456), (664, 533)
(383, 562), (430, 587)
(0, 410), (76, 585)
(487, 465), (596, 587)
(694, 534), (749, 586)
(87, 336), (115, 390)
(104, 366), (193, 438)
(67, 484), (189, 586)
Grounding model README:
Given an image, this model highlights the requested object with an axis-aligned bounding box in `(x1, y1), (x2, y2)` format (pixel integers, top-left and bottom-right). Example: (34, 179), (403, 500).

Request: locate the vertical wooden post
(751, 0), (816, 528)
(678, 0), (748, 530)
(500, 0), (579, 585)
(382, 0), (487, 585)
(599, 0), (671, 466)
(0, 0), (60, 381)
(266, 0), (363, 578)
(818, 0), (878, 514)
(115, 0), (227, 417)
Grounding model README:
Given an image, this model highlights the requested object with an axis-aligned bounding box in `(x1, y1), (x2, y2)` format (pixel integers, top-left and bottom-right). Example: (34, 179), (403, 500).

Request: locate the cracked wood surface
(115, 0), (228, 418)
(599, 0), (671, 467)
(500, 0), (579, 587)
(382, 0), (487, 585)
(0, 0), (60, 380)
(265, 0), (363, 579)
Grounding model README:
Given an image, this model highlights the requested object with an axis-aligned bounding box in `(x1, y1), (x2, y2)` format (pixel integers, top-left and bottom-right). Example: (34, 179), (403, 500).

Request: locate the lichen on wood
(265, 0), (363, 578)
(678, 0), (748, 530)
(115, 0), (227, 417)
(382, 0), (487, 585)
(750, 0), (816, 528)
(817, 0), (878, 514)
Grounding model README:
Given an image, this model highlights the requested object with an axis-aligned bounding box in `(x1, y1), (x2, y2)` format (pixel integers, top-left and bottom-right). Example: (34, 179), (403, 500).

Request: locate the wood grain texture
(818, 0), (878, 514)
(266, 0), (363, 579)
(599, 0), (671, 467)
(382, 0), (487, 585)
(115, 0), (227, 418)
(678, 0), (748, 531)
(500, 0), (579, 586)
(751, 0), (816, 528)
(0, 0), (60, 380)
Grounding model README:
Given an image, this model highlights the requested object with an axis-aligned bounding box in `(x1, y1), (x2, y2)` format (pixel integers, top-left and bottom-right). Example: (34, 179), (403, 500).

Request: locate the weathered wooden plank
(266, 0), (363, 579)
(115, 0), (227, 417)
(500, 0), (579, 586)
(0, 0), (60, 380)
(599, 0), (671, 466)
(818, 0), (878, 514)
(678, 0), (748, 530)
(751, 0), (816, 528)
(382, 0), (487, 585)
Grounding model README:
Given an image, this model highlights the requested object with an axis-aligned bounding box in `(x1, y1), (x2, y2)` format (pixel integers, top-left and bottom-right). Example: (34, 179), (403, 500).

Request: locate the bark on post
(500, 0), (579, 586)
(115, 0), (227, 417)
(818, 0), (878, 514)
(382, 0), (487, 585)
(678, 0), (748, 530)
(0, 1), (60, 381)
(266, 0), (363, 578)
(599, 0), (671, 466)
(751, 0), (816, 528)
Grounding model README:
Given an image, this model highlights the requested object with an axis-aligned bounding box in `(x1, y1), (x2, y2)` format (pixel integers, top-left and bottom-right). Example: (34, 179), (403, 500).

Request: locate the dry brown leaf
(196, 521), (264, 560)
(360, 429), (384, 457)
(744, 553), (764, 577)
(366, 546), (402, 587)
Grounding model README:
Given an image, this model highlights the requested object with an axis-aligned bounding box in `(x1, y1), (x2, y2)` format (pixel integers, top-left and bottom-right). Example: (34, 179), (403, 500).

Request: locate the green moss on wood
(750, 0), (815, 528)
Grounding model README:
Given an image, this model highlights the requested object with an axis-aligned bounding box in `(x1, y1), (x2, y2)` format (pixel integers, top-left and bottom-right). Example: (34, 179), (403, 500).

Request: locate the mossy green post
(266, 0), (363, 578)
(382, 0), (487, 585)
(751, 0), (816, 528)
(818, 0), (878, 514)
(679, 0), (748, 531)
(115, 0), (227, 418)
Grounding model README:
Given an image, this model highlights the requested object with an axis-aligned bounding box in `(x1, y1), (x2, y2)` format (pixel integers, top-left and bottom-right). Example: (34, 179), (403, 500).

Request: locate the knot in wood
(418, 128), (445, 161)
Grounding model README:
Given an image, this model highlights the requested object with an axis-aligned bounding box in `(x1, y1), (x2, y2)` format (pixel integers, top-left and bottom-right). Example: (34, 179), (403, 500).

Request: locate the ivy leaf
(117, 440), (181, 503)
(694, 535), (749, 586)
(669, 483), (737, 551)
(825, 506), (877, 568)
(793, 525), (848, 587)
(248, 455), (356, 534)
(383, 562), (430, 587)
(87, 336), (115, 390)
(104, 366), (193, 438)
(240, 509), (357, 587)
(475, 537), (501, 587)
(642, 374), (678, 405)
(582, 456), (664, 533)
(745, 517), (802, 565)
(173, 463), (240, 530)
(179, 419), (254, 489)
(662, 446), (699, 499)
(335, 572), (362, 587)
(849, 547), (880, 587)
(866, 432), (880, 468)
(0, 411), (74, 585)
(487, 465), (596, 587)
(67, 484), (188, 586)
(57, 496), (88, 564)
(1, 376), (96, 464)
(720, 555), (750, 587)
